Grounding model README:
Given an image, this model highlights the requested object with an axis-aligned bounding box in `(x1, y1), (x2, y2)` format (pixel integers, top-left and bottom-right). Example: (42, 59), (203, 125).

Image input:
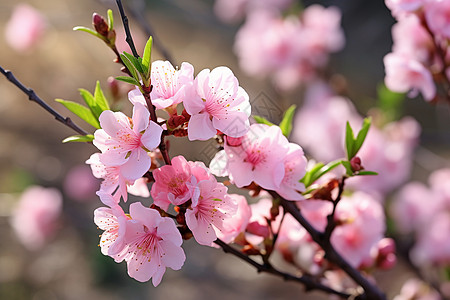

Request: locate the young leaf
(107, 9), (114, 30)
(142, 36), (153, 77)
(354, 117), (371, 156)
(341, 160), (353, 176)
(116, 76), (140, 86)
(79, 88), (103, 120)
(300, 162), (324, 187)
(123, 52), (144, 74)
(62, 134), (95, 143)
(56, 99), (100, 129)
(120, 54), (140, 81)
(94, 81), (110, 112)
(73, 26), (105, 40)
(253, 115), (274, 126)
(279, 105), (296, 138)
(356, 171), (378, 176)
(345, 121), (356, 160)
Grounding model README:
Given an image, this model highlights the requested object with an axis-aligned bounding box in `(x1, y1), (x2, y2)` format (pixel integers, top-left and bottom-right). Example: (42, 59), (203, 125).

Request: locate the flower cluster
(384, 0), (450, 101)
(233, 4), (344, 90)
(392, 168), (450, 266)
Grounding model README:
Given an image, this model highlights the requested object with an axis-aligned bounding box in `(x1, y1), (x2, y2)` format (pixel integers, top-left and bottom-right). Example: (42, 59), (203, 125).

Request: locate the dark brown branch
(273, 192), (387, 300)
(116, 0), (139, 58)
(126, 0), (176, 65)
(214, 239), (350, 299)
(324, 176), (347, 241)
(0, 66), (88, 136)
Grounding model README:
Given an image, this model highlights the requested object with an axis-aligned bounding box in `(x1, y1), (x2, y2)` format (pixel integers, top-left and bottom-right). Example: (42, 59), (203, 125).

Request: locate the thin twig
(116, 0), (139, 58)
(214, 239), (350, 299)
(274, 192), (387, 300)
(323, 176), (347, 241)
(0, 66), (88, 136)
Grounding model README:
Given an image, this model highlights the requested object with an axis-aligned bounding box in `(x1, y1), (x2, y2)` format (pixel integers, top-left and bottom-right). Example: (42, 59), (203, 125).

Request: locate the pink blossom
(213, 0), (292, 23)
(348, 116), (421, 195)
(411, 212), (450, 265)
(5, 4), (47, 53)
(10, 186), (62, 251)
(122, 202), (185, 285)
(298, 200), (333, 232)
(246, 197), (283, 245)
(292, 81), (361, 162)
(128, 61), (195, 111)
(234, 6), (344, 90)
(393, 278), (441, 300)
(385, 0), (425, 18)
(151, 155), (193, 211)
(331, 192), (385, 268)
(390, 182), (439, 233)
(215, 194), (252, 244)
(424, 0), (450, 39)
(93, 102), (162, 180)
(384, 52), (436, 101)
(185, 180), (237, 245)
(94, 205), (130, 262)
(275, 143), (307, 201)
(63, 165), (99, 202)
(127, 178), (150, 198)
(86, 153), (142, 204)
(392, 15), (434, 64)
(212, 124), (291, 189)
(184, 66), (251, 141)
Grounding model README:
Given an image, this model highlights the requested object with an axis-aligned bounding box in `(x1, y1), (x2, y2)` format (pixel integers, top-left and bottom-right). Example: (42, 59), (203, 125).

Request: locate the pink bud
(92, 13), (109, 37)
(246, 221), (270, 238)
(226, 136), (243, 147)
(350, 156), (363, 171)
(377, 238), (396, 256)
(378, 253), (396, 270)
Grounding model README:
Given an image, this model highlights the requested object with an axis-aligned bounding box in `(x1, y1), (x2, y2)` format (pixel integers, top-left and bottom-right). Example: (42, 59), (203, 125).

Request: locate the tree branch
(214, 239), (351, 299)
(273, 192), (387, 300)
(116, 0), (139, 58)
(0, 66), (88, 136)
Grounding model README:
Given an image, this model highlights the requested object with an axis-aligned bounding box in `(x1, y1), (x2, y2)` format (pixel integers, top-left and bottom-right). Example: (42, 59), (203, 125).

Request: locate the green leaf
(62, 134), (95, 143)
(354, 117), (371, 156)
(73, 26), (105, 40)
(300, 160), (342, 188)
(345, 121), (356, 160)
(123, 51), (144, 74)
(279, 105), (296, 138)
(300, 162), (324, 188)
(55, 99), (100, 129)
(79, 88), (102, 121)
(107, 9), (114, 30)
(120, 54), (140, 82)
(377, 83), (405, 121)
(142, 36), (153, 77)
(356, 171), (378, 176)
(94, 81), (110, 112)
(116, 76), (141, 86)
(253, 115), (274, 126)
(341, 160), (353, 176)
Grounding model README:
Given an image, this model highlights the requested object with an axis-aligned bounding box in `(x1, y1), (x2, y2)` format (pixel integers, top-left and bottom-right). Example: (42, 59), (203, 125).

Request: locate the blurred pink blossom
(5, 4), (47, 53)
(213, 0), (292, 23)
(234, 5), (344, 90)
(425, 0), (450, 39)
(385, 0), (425, 18)
(393, 278), (441, 300)
(10, 186), (62, 251)
(63, 165), (99, 202)
(384, 53), (436, 101)
(216, 194), (252, 244)
(331, 192), (385, 268)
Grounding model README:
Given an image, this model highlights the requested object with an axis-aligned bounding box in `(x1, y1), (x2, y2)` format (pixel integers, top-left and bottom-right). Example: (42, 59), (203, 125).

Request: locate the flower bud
(246, 221), (270, 238)
(350, 156), (363, 172)
(226, 136), (243, 147)
(92, 13), (109, 37)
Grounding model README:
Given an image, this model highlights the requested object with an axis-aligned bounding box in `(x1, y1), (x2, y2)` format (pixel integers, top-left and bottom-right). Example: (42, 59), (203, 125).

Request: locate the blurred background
(0, 0), (449, 299)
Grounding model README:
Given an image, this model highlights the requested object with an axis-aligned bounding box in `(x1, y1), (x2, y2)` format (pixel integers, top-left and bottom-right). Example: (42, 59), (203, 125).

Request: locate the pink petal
(160, 240), (186, 270)
(151, 266), (166, 287)
(141, 121), (163, 150)
(132, 102), (150, 134)
(127, 251), (158, 282)
(157, 218), (183, 246)
(212, 111), (249, 138)
(98, 110), (132, 138)
(187, 113), (217, 141)
(129, 202), (162, 229)
(128, 88), (147, 107)
(228, 160), (254, 188)
(120, 149), (152, 181)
